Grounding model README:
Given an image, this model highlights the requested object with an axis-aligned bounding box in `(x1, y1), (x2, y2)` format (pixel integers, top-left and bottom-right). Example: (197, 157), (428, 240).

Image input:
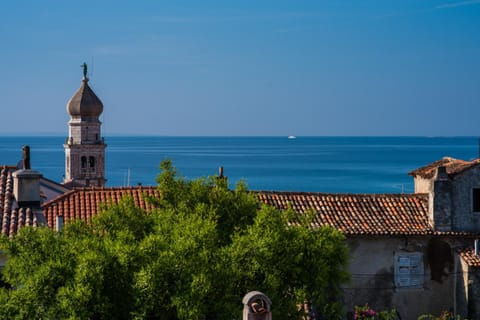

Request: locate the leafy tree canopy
(0, 160), (349, 319)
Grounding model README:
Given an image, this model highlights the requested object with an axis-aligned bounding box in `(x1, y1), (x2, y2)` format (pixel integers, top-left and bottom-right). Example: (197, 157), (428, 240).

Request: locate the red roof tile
(42, 187), (475, 236)
(257, 191), (436, 235)
(459, 248), (480, 267)
(409, 157), (480, 179)
(42, 187), (160, 229)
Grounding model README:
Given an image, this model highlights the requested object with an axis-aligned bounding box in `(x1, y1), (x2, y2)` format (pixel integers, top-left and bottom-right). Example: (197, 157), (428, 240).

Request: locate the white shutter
(394, 253), (424, 289)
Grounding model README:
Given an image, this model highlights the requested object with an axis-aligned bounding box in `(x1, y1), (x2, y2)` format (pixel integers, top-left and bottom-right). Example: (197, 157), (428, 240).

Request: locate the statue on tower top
(81, 62), (88, 79)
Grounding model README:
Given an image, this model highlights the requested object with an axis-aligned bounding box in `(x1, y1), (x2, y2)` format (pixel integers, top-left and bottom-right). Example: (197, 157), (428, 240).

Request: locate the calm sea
(0, 136), (478, 194)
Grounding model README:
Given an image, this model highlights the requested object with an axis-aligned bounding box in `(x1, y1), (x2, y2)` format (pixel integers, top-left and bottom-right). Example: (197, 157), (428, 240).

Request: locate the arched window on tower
(89, 156), (96, 173)
(81, 156), (87, 175)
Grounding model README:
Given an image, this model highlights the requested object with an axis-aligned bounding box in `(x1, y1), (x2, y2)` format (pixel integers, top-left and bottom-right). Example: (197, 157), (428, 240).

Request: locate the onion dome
(66, 76), (103, 117)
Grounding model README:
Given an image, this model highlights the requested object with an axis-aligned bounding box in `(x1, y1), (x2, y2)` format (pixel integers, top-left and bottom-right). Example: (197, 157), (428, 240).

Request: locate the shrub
(353, 304), (398, 320)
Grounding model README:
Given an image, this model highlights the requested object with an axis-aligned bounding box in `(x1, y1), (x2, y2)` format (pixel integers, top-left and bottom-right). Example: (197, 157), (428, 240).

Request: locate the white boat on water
(288, 135), (296, 139)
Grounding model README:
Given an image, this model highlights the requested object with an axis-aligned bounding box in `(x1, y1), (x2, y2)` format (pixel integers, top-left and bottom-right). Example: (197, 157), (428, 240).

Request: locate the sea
(0, 136), (478, 194)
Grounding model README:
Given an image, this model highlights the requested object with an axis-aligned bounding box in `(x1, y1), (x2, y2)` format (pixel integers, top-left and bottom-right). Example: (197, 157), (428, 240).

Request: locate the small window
(89, 157), (96, 168)
(81, 156), (87, 169)
(473, 188), (480, 212)
(394, 253), (424, 289)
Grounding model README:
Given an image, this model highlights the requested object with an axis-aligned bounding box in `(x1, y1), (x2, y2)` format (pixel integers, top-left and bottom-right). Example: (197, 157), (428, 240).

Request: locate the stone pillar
(242, 291), (272, 320)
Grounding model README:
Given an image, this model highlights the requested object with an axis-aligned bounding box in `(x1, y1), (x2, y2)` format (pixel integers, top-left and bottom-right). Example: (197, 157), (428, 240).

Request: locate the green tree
(0, 160), (349, 319)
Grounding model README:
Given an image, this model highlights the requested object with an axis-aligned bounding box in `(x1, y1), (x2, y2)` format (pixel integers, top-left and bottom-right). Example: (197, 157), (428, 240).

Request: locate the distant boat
(288, 135), (296, 139)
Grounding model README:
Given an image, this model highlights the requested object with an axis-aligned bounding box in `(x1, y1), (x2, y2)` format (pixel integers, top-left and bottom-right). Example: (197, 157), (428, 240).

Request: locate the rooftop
(459, 248), (480, 268)
(409, 157), (480, 179)
(42, 186), (475, 237)
(42, 186), (160, 229)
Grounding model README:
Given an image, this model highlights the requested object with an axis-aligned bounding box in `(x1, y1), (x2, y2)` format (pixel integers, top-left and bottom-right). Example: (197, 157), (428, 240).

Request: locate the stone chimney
(431, 166), (452, 231)
(13, 146), (43, 208)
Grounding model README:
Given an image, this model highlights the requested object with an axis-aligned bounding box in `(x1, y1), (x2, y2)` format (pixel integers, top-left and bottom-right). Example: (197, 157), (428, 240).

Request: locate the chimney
(436, 166), (448, 181)
(218, 166), (224, 178)
(431, 165), (452, 231)
(22, 145), (31, 169)
(56, 215), (64, 232)
(13, 146), (42, 208)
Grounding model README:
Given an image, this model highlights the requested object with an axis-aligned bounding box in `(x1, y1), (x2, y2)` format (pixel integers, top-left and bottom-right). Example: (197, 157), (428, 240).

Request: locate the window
(89, 157), (96, 173)
(473, 188), (480, 212)
(81, 156), (87, 169)
(394, 253), (424, 289)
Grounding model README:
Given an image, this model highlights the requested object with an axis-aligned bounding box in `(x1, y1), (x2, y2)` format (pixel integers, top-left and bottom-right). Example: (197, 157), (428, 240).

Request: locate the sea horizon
(1, 133), (479, 137)
(1, 136), (479, 194)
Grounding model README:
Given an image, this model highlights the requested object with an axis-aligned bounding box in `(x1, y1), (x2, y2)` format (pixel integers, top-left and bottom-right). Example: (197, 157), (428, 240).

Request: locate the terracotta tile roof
(459, 247), (480, 267)
(0, 166), (43, 237)
(42, 186), (475, 237)
(42, 187), (160, 229)
(257, 191), (438, 235)
(409, 157), (480, 179)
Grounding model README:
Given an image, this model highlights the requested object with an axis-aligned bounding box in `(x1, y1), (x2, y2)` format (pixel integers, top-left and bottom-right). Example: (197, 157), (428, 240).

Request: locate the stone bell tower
(63, 63), (106, 187)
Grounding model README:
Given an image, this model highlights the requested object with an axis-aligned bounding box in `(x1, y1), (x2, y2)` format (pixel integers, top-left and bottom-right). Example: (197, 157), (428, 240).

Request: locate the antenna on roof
(90, 56), (95, 78)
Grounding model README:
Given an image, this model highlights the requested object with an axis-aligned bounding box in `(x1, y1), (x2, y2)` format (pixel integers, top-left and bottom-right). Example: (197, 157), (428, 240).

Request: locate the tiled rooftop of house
(459, 248), (480, 267)
(0, 166), (43, 237)
(42, 186), (160, 229)
(257, 191), (460, 236)
(42, 186), (473, 236)
(409, 157), (480, 179)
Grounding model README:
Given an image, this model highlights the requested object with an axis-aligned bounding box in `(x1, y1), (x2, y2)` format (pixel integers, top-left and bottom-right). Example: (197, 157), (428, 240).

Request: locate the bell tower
(63, 63), (107, 187)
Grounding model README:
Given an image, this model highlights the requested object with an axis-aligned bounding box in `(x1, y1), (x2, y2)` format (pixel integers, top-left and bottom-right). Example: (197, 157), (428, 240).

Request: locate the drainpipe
(453, 250), (457, 317)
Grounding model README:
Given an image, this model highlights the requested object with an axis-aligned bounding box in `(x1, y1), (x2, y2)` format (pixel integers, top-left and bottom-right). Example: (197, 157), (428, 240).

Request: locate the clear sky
(0, 0), (479, 136)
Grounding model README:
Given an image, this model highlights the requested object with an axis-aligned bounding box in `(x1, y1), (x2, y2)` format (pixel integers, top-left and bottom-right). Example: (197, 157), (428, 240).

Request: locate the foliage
(0, 159), (350, 319)
(353, 304), (398, 320)
(418, 311), (468, 320)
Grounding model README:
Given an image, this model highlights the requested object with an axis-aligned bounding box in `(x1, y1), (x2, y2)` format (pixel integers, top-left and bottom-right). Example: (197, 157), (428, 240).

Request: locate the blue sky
(0, 0), (479, 136)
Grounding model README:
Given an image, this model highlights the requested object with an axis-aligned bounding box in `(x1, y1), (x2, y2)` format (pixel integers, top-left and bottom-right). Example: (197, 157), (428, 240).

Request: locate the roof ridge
(254, 190), (426, 197)
(75, 186), (157, 191)
(41, 188), (78, 207)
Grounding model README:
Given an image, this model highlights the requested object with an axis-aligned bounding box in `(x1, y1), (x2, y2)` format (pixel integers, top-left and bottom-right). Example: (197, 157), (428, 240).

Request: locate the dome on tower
(66, 77), (104, 117)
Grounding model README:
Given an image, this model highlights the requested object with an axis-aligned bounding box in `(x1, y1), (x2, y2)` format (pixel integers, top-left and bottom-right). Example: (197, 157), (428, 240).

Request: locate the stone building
(39, 157), (480, 319)
(63, 67), (106, 188)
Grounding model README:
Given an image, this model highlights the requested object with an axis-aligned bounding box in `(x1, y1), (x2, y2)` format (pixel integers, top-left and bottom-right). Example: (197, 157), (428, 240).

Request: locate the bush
(418, 311), (468, 320)
(353, 304), (398, 320)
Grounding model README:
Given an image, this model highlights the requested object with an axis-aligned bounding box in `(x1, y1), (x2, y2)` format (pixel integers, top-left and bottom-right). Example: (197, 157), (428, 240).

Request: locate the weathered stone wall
(68, 119), (102, 144)
(450, 167), (480, 232)
(64, 143), (106, 186)
(466, 267), (480, 319)
(343, 236), (467, 319)
(433, 172), (453, 231)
